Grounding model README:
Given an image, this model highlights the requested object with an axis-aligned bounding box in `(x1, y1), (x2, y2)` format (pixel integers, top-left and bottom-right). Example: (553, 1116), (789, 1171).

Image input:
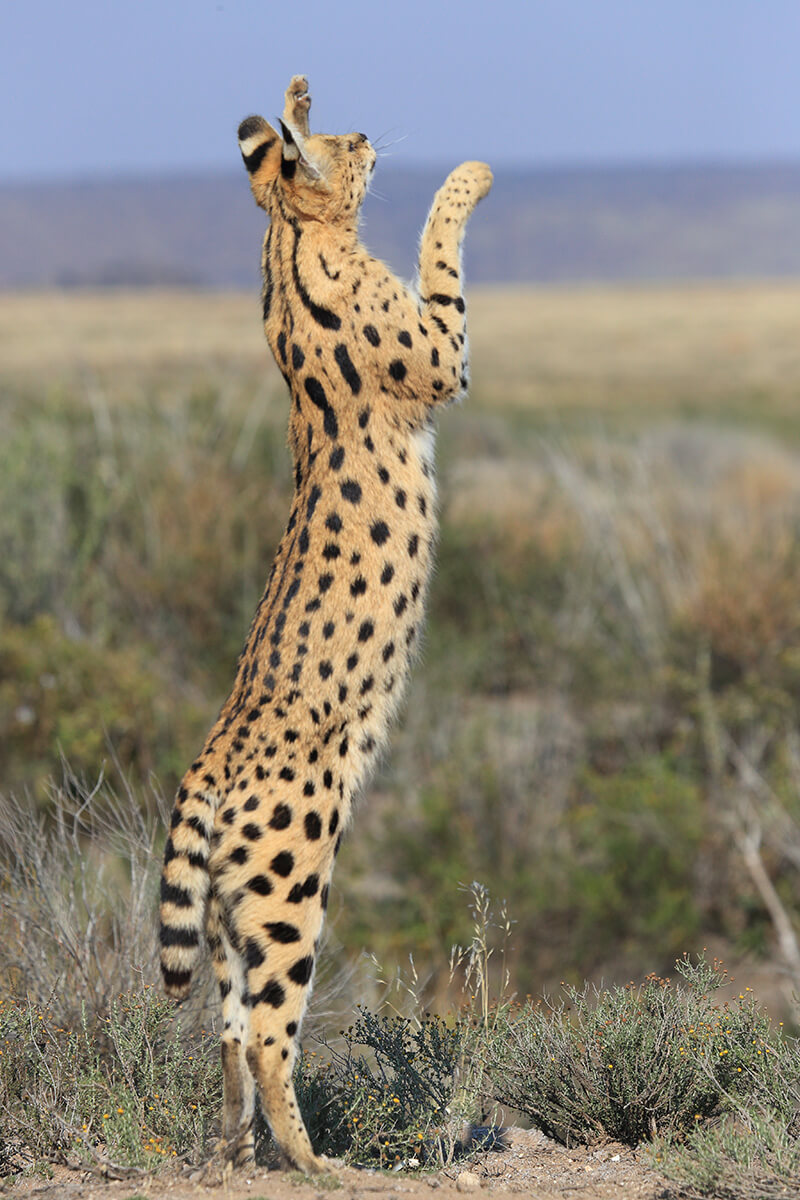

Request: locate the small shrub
(0, 989), (221, 1176)
(298, 1006), (472, 1169)
(653, 1108), (800, 1200)
(491, 954), (782, 1147)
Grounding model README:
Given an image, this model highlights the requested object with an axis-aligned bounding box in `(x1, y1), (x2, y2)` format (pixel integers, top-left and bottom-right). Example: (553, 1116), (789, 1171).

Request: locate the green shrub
(0, 989), (220, 1175)
(491, 955), (783, 1147)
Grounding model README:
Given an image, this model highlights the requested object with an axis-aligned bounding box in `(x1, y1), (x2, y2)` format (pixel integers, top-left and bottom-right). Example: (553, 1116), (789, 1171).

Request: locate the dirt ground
(2, 1129), (668, 1200)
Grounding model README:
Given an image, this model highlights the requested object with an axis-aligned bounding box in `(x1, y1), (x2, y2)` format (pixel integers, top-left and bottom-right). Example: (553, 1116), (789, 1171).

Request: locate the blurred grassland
(3, 283), (800, 1002)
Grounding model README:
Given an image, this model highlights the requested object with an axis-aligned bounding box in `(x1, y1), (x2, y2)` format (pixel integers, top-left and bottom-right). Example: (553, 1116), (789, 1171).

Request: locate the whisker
(373, 130), (409, 153)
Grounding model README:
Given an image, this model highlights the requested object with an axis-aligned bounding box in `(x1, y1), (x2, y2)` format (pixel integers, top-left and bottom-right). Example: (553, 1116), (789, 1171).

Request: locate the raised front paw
(440, 160), (493, 214)
(284, 74), (311, 136)
(457, 161), (493, 203)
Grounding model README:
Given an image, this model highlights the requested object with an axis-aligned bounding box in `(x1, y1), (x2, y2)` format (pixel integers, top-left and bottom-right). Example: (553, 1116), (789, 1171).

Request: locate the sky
(1, 0), (800, 180)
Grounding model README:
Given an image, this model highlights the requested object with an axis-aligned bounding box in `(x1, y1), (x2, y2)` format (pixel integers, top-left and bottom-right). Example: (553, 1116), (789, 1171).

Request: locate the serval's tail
(159, 775), (217, 999)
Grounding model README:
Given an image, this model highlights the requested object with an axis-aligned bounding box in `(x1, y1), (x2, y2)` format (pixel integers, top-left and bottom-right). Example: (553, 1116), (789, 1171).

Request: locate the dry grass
(467, 282), (800, 417)
(4, 283), (800, 1009)
(3, 283), (800, 422)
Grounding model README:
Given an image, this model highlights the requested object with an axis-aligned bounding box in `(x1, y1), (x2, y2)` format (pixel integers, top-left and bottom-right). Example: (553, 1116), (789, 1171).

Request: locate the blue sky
(2, 0), (799, 179)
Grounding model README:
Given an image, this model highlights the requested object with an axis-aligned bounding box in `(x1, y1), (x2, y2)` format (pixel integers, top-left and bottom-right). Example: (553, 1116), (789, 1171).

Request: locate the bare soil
(3, 1130), (668, 1200)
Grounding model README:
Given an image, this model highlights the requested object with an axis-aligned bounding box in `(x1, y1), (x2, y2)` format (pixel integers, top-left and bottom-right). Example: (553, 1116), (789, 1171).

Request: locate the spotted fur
(159, 74), (491, 1174)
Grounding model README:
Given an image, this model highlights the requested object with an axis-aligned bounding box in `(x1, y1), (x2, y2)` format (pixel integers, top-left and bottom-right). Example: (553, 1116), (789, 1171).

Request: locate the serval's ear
(238, 115), (282, 209)
(278, 119), (321, 183)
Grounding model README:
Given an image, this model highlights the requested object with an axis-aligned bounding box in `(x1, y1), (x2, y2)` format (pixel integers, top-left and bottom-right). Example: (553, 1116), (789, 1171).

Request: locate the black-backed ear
(238, 115), (282, 208)
(278, 119), (321, 182)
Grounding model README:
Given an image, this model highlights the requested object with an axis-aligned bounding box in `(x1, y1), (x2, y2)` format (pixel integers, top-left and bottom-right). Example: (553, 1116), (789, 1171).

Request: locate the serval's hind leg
(205, 894), (256, 1171)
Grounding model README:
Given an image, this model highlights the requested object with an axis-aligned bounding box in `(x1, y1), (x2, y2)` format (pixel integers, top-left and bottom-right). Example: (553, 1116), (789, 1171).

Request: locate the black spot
(358, 407), (371, 428)
(229, 846), (249, 866)
(247, 874), (273, 896)
(160, 879), (192, 908)
(270, 851), (294, 877)
(307, 485), (322, 521)
(304, 811), (322, 840)
(303, 873), (319, 897)
(334, 343), (362, 394)
(322, 621), (335, 639)
(318, 573), (334, 592)
(265, 922), (301, 944)
(329, 445), (345, 470)
(288, 956), (315, 986)
(323, 770), (333, 788)
(279, 766), (296, 782)
(380, 563), (395, 585)
(395, 488), (407, 508)
(251, 979), (286, 1008)
(319, 660), (333, 680)
(339, 736), (349, 757)
(221, 807), (236, 825)
(408, 534), (419, 557)
(244, 938), (265, 968)
(358, 620), (374, 642)
(394, 594), (408, 616)
(163, 967), (192, 991)
(431, 347), (440, 367)
(305, 377), (338, 439)
(341, 479), (362, 504)
(397, 330), (412, 347)
(242, 823), (263, 841)
(350, 576), (367, 597)
(291, 343), (305, 369)
(322, 542), (341, 561)
(159, 924), (200, 949)
(286, 1021), (298, 1036)
(321, 884), (330, 910)
(346, 653), (359, 671)
(269, 804), (292, 830)
(360, 675), (374, 695)
(326, 511), (343, 533)
(363, 324), (380, 346)
(382, 641), (395, 662)
(277, 331), (287, 364)
(377, 466), (389, 484)
(370, 520), (390, 545)
(388, 360), (407, 382)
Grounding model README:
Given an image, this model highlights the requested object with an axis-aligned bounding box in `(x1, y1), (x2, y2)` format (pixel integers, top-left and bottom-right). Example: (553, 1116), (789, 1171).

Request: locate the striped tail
(159, 779), (216, 999)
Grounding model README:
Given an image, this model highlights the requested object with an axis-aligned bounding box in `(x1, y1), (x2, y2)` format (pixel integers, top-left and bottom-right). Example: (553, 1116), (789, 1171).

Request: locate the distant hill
(1, 162), (799, 289)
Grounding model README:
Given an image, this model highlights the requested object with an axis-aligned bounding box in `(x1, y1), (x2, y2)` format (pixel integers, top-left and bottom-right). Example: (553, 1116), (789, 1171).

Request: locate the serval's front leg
(418, 161), (493, 400)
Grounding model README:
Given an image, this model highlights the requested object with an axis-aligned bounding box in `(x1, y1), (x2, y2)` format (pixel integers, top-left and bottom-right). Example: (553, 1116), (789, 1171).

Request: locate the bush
(491, 955), (783, 1147)
(0, 989), (221, 1176)
(297, 1007), (472, 1168)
